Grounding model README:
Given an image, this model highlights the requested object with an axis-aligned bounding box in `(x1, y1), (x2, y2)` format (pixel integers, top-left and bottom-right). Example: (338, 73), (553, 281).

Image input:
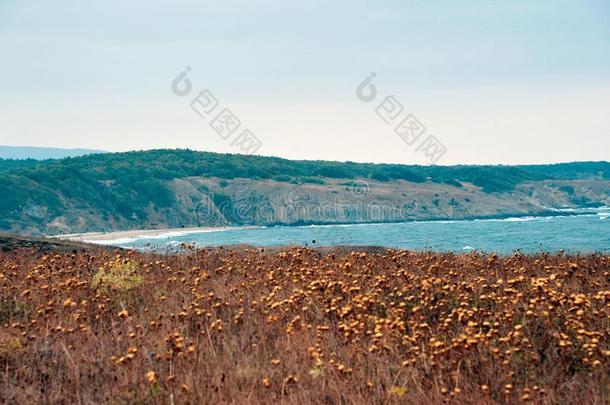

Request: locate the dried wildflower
(145, 371), (157, 384)
(283, 375), (298, 385)
(390, 386), (408, 397)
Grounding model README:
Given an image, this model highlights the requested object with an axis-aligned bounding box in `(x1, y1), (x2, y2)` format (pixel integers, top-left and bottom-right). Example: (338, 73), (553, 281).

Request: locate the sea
(91, 207), (610, 254)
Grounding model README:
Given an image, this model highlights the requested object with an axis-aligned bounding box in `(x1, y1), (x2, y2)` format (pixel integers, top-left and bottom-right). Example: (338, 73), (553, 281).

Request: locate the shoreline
(51, 206), (608, 245)
(52, 226), (254, 243)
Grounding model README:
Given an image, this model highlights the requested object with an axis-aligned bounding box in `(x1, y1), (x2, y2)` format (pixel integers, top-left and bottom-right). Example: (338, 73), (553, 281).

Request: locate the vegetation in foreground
(0, 245), (608, 404)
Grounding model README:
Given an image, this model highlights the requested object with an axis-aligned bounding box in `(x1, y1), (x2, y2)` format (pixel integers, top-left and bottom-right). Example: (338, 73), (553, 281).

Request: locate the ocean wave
(472, 216), (539, 223)
(89, 227), (258, 245)
(135, 230), (213, 240)
(502, 216), (537, 222)
(84, 237), (138, 245)
(548, 206), (610, 214)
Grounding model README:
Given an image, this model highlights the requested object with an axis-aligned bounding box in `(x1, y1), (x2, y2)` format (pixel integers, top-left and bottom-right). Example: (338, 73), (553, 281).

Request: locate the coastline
(50, 206), (608, 246)
(52, 226), (255, 244)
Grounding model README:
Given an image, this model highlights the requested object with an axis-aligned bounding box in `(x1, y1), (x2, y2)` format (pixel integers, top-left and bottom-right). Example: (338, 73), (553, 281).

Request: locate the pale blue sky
(1, 0), (609, 164)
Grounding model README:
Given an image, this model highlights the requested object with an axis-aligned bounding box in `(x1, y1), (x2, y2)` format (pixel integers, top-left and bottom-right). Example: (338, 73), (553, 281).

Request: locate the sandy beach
(52, 226), (248, 244)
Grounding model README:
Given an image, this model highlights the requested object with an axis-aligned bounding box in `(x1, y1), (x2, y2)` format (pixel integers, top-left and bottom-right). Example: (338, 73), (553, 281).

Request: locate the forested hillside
(0, 149), (608, 235)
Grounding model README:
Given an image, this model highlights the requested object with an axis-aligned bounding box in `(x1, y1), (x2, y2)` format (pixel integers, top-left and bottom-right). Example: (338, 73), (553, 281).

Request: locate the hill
(0, 145), (106, 160)
(0, 149), (608, 235)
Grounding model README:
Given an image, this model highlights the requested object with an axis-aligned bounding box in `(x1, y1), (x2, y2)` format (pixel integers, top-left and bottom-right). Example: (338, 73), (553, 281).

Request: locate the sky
(1, 0), (609, 165)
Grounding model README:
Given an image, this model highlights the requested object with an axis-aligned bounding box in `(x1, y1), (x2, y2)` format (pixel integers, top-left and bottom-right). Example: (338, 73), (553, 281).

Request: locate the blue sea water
(103, 209), (610, 254)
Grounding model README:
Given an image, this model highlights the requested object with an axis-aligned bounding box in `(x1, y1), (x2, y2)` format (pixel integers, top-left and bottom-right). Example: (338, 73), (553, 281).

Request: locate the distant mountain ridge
(0, 149), (608, 235)
(0, 145), (106, 160)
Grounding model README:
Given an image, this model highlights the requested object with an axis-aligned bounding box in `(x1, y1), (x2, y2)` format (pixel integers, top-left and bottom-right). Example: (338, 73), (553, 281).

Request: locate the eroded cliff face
(168, 177), (610, 225)
(8, 177), (610, 236)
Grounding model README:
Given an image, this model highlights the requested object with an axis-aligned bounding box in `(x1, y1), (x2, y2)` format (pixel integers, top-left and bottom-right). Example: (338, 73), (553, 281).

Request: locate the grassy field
(0, 242), (608, 404)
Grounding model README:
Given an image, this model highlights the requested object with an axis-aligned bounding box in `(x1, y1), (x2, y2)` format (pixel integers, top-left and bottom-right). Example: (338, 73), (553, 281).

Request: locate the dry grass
(0, 246), (608, 404)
